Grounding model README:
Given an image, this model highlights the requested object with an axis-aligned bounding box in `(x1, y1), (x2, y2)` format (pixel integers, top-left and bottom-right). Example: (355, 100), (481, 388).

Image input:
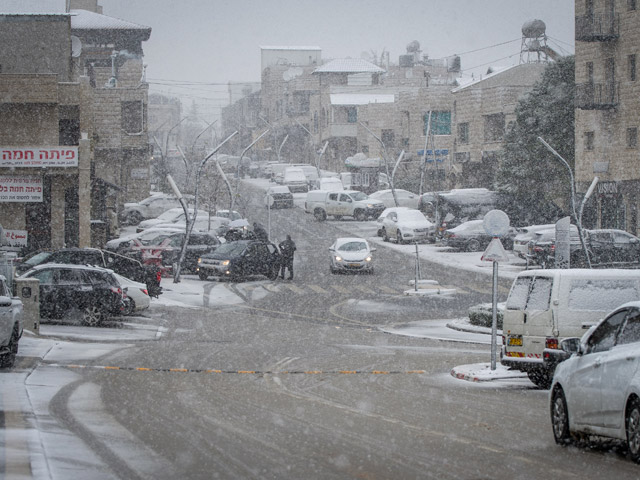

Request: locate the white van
(501, 269), (640, 388)
(315, 177), (344, 192)
(283, 167), (309, 193)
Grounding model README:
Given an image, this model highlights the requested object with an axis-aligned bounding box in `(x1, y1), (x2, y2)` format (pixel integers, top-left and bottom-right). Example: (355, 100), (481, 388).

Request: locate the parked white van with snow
(314, 177), (344, 192)
(283, 167), (309, 193)
(501, 268), (640, 388)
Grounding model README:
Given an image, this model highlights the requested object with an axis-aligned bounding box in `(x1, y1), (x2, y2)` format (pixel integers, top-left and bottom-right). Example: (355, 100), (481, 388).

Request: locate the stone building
(0, 0), (151, 252)
(574, 0), (640, 234)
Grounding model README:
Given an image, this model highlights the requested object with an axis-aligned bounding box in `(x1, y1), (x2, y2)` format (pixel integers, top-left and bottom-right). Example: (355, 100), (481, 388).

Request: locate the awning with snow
(330, 94), (395, 105)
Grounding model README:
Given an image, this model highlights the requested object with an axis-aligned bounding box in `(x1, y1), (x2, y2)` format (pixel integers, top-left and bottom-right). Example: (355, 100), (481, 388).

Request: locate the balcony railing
(575, 82), (619, 110)
(576, 13), (619, 41)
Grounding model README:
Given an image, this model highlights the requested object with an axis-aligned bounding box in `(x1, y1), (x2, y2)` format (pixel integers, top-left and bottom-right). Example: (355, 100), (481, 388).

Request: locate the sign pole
(491, 258), (498, 370)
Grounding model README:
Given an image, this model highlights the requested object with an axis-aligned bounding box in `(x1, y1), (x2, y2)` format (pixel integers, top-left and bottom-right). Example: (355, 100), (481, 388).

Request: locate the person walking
(278, 234), (296, 280)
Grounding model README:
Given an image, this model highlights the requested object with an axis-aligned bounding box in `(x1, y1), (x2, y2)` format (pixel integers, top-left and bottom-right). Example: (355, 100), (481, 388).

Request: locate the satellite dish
(71, 36), (82, 57)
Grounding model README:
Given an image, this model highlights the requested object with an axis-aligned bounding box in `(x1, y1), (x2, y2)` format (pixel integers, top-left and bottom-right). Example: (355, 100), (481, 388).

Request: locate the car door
(27, 268), (57, 317)
(337, 193), (353, 216)
(386, 211), (399, 238)
(600, 307), (640, 429)
(611, 231), (640, 264)
(589, 231), (612, 265)
(568, 308), (628, 428)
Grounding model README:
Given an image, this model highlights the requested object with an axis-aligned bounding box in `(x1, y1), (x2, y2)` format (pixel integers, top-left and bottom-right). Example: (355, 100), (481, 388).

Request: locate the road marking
(284, 284), (306, 294)
(331, 285), (351, 294)
(307, 284), (329, 294)
(354, 285), (375, 294)
(47, 364), (427, 375)
(378, 285), (399, 294)
(263, 284), (280, 292)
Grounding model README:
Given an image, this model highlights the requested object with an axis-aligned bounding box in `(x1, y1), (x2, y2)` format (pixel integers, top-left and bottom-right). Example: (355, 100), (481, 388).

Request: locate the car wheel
(81, 304), (104, 326)
(330, 266), (336, 274)
(123, 297), (135, 316)
(354, 209), (366, 221)
(314, 209), (327, 221)
(126, 211), (143, 226)
(267, 264), (279, 280)
(527, 369), (552, 389)
(0, 325), (19, 368)
(198, 270), (208, 281)
(627, 398), (640, 462)
(466, 239), (481, 252)
(551, 386), (573, 445)
(382, 228), (389, 242)
(397, 231), (405, 244)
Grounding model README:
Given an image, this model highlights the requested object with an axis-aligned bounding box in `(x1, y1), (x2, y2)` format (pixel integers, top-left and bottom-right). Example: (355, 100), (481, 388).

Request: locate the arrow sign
(481, 237), (510, 262)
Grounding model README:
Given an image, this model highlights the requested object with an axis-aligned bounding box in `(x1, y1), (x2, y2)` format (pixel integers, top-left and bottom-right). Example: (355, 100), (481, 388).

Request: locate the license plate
(508, 337), (523, 346)
(349, 263), (360, 267)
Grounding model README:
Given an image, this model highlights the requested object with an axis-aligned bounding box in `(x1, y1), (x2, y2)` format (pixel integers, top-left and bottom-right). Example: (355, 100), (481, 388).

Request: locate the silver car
(329, 237), (376, 274)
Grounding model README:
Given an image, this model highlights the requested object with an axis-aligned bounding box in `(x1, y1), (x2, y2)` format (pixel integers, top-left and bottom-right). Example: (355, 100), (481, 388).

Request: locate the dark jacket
(279, 237), (296, 260)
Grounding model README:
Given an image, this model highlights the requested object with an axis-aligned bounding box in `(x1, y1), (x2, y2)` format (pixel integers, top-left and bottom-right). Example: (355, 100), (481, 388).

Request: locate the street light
(231, 129), (270, 211)
(537, 137), (591, 268)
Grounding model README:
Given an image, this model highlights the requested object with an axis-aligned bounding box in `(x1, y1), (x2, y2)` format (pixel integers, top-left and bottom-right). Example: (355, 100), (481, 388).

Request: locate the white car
(368, 189), (419, 209)
(550, 301), (640, 461)
(136, 208), (210, 232)
(114, 272), (150, 315)
(0, 275), (23, 368)
(378, 207), (434, 244)
(105, 227), (183, 251)
(512, 224), (555, 259)
(152, 215), (230, 236)
(329, 237), (376, 274)
(120, 193), (192, 226)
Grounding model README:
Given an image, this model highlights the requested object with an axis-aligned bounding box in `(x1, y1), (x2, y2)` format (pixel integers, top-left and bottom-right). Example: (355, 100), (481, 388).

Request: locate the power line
(453, 38), (521, 57)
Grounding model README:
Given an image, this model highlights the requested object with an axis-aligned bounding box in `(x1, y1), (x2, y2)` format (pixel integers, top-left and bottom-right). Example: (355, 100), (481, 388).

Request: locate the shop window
(629, 54), (637, 81)
(627, 127), (638, 148)
(483, 113), (505, 142)
(585, 131), (595, 150)
(381, 129), (395, 147)
(458, 122), (469, 144)
(121, 101), (143, 134)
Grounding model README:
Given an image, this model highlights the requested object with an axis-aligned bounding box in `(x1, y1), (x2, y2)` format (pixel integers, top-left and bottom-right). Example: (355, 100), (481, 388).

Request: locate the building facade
(574, 0), (640, 235)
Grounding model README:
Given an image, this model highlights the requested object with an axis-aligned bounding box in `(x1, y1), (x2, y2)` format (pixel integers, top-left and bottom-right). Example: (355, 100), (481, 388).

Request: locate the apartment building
(574, 0), (640, 234)
(0, 1), (151, 252)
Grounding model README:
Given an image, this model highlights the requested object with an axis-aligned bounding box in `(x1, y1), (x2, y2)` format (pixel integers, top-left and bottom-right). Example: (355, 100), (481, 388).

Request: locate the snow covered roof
(1, 0), (67, 14)
(345, 153), (385, 168)
(330, 94), (395, 105)
(70, 9), (151, 34)
(314, 58), (385, 74)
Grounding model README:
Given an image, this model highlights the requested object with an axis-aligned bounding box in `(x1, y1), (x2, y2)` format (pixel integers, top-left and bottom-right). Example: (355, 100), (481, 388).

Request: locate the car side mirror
(329, 248), (335, 252)
(560, 337), (581, 355)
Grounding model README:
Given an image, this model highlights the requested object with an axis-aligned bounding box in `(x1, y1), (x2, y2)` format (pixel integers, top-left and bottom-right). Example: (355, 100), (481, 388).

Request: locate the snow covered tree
(495, 56), (575, 225)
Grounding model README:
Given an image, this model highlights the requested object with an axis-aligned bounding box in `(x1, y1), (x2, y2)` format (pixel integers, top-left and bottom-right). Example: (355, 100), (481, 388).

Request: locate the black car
(15, 247), (162, 298)
(196, 239), (280, 281)
(156, 232), (222, 273)
(21, 264), (125, 326)
(266, 186), (294, 209)
(443, 220), (516, 252)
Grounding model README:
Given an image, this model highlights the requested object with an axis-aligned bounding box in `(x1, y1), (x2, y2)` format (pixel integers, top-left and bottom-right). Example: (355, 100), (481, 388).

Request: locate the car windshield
(214, 242), (247, 256)
(338, 241), (367, 252)
(350, 191), (368, 201)
(22, 251), (53, 267)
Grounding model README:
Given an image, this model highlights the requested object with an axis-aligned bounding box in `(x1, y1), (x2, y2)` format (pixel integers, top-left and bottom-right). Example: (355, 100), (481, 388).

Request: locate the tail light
(110, 286), (123, 295)
(156, 271), (162, 283)
(141, 288), (149, 296)
(546, 337), (559, 349)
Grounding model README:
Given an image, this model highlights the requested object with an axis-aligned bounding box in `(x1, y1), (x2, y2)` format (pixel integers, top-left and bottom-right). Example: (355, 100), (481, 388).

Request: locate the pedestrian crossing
(235, 280), (510, 298)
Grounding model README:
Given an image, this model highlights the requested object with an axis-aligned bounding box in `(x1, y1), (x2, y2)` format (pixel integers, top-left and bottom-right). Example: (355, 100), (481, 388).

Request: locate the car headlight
(365, 256), (372, 262)
(334, 255), (343, 262)
(366, 203), (375, 208)
(197, 258), (202, 264)
(222, 259), (230, 266)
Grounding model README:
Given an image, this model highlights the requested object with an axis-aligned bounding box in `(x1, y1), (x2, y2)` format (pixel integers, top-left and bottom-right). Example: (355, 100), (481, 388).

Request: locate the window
(618, 309), (640, 345)
(628, 127), (638, 148)
(483, 113), (505, 142)
(458, 122), (469, 144)
(585, 131), (595, 150)
(630, 54), (637, 81)
(328, 193), (339, 201)
(425, 111), (451, 135)
(347, 107), (357, 123)
(381, 129), (395, 147)
(505, 277), (552, 311)
(122, 101), (143, 134)
(587, 309), (627, 353)
(629, 0), (637, 11)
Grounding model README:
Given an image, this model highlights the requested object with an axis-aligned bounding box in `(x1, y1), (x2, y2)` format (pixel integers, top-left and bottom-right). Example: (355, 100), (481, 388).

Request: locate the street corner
(450, 362), (528, 382)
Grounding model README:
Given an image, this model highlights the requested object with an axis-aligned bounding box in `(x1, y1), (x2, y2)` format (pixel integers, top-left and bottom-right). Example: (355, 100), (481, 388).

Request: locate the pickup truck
(0, 275), (23, 368)
(305, 190), (385, 221)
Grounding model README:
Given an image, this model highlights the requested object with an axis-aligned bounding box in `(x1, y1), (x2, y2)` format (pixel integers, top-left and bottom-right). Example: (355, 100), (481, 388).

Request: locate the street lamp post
(231, 129), (270, 211)
(359, 122), (399, 207)
(537, 137), (591, 268)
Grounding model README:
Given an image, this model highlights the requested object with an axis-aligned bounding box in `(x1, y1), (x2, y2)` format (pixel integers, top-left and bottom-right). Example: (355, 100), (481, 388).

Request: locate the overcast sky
(98, 0), (575, 119)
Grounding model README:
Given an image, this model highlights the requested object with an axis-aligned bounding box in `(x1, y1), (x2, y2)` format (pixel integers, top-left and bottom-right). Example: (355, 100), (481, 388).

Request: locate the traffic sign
(481, 237), (510, 262)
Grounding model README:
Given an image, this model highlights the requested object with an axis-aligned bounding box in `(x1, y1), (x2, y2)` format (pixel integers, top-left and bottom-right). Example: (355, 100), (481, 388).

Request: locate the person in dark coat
(278, 234), (296, 280)
(253, 222), (268, 242)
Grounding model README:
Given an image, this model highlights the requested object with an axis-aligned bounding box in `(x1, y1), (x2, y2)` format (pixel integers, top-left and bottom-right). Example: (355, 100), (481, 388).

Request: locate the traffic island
(450, 362), (528, 382)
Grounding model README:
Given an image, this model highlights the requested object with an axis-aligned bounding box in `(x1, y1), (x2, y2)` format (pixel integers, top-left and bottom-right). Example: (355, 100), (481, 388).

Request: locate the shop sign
(1, 147), (78, 167)
(3, 229), (27, 247)
(597, 182), (618, 196)
(0, 175), (43, 202)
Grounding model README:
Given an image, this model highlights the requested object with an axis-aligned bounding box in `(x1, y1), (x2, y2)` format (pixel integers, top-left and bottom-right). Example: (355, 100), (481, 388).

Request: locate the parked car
(368, 189), (420, 209)
(283, 167), (309, 193)
(444, 219), (515, 252)
(21, 264), (125, 326)
(550, 301), (640, 462)
(196, 239), (280, 281)
(305, 190), (385, 221)
(15, 247), (162, 298)
(0, 274), (23, 368)
(151, 216), (230, 237)
(212, 209), (243, 222)
(113, 272), (150, 315)
(329, 237), (376, 274)
(501, 268), (640, 388)
(378, 207), (434, 244)
(313, 177), (344, 192)
(525, 226), (581, 268)
(120, 193), (192, 226)
(512, 224), (555, 259)
(266, 185), (294, 208)
(104, 227), (184, 252)
(136, 207), (209, 232)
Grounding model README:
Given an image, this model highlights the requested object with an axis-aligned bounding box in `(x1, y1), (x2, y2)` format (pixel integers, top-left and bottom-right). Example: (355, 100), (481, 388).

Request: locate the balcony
(576, 13), (619, 41)
(575, 82), (619, 110)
